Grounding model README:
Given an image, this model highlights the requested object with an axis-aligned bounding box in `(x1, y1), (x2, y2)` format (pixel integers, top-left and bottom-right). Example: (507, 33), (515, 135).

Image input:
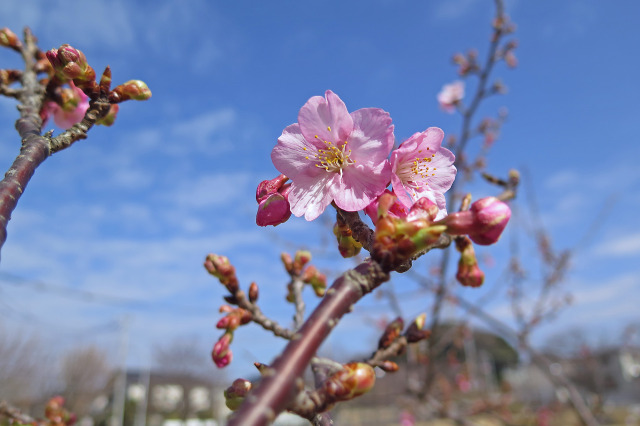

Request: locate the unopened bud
(248, 282), (259, 303)
(224, 378), (252, 411)
(333, 220), (362, 258)
(254, 362), (272, 376)
(323, 363), (376, 401)
(212, 332), (233, 368)
(504, 51), (518, 68)
(439, 197), (511, 245)
(301, 265), (326, 297)
(281, 252), (294, 274)
(204, 254), (239, 293)
(455, 236), (485, 287)
(46, 44), (95, 83)
(111, 79), (152, 102)
(378, 317), (404, 349)
(256, 190), (291, 227)
(378, 360), (399, 372)
(404, 313), (431, 344)
(0, 28), (21, 49)
(256, 174), (288, 202)
(293, 250), (311, 274)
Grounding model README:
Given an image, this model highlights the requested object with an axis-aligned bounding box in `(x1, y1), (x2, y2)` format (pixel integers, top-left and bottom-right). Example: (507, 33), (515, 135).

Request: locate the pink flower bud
(439, 197), (511, 245)
(212, 332), (233, 368)
(47, 45), (94, 82)
(256, 174), (288, 202)
(256, 191), (291, 226)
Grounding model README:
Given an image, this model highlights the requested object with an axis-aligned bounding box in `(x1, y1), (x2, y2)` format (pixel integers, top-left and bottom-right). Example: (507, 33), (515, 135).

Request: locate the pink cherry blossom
(42, 81), (89, 129)
(437, 80), (465, 113)
(271, 90), (393, 221)
(390, 127), (456, 219)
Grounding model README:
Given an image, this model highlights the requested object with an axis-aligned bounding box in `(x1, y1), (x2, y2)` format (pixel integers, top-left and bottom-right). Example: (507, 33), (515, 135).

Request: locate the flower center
(396, 150), (437, 193)
(304, 133), (355, 175)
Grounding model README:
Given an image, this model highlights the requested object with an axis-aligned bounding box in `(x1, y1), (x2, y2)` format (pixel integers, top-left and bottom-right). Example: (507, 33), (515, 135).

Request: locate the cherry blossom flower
(437, 80), (465, 113)
(271, 90), (393, 221)
(390, 127), (456, 219)
(42, 81), (89, 129)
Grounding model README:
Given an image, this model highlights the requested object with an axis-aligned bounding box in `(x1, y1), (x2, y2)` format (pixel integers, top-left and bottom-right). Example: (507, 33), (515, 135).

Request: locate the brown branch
(228, 260), (389, 426)
(335, 209), (373, 252)
(49, 95), (111, 153)
(0, 28), (48, 260)
(234, 289), (295, 340)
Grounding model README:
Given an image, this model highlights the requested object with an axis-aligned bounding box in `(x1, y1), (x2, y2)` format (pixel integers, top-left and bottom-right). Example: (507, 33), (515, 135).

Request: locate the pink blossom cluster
(262, 90), (457, 224)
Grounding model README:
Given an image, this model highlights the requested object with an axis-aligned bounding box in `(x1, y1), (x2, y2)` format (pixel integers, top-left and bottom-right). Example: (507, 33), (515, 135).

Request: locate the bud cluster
(204, 254), (239, 293)
(217, 305), (252, 331)
(372, 193), (446, 270)
(283, 251), (326, 299)
(46, 45), (96, 89)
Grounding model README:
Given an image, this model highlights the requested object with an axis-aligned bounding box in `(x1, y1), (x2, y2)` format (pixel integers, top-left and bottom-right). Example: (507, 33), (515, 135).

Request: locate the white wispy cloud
(594, 232), (640, 257)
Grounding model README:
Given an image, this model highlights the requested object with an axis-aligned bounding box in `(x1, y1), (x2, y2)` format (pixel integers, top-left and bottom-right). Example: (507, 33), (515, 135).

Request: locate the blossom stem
(228, 260), (389, 426)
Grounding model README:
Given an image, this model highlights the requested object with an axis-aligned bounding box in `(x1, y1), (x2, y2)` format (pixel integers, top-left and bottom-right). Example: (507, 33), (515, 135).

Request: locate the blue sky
(1, 0), (639, 380)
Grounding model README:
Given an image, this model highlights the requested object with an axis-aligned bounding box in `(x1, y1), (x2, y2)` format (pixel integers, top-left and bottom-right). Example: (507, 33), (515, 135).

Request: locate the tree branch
(228, 260), (389, 426)
(0, 28), (48, 260)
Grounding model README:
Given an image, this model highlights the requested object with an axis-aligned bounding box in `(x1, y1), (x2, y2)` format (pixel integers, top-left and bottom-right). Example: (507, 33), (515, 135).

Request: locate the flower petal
(348, 108), (395, 167)
(271, 123), (326, 181)
(288, 173), (337, 221)
(298, 90), (353, 145)
(331, 162), (391, 212)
